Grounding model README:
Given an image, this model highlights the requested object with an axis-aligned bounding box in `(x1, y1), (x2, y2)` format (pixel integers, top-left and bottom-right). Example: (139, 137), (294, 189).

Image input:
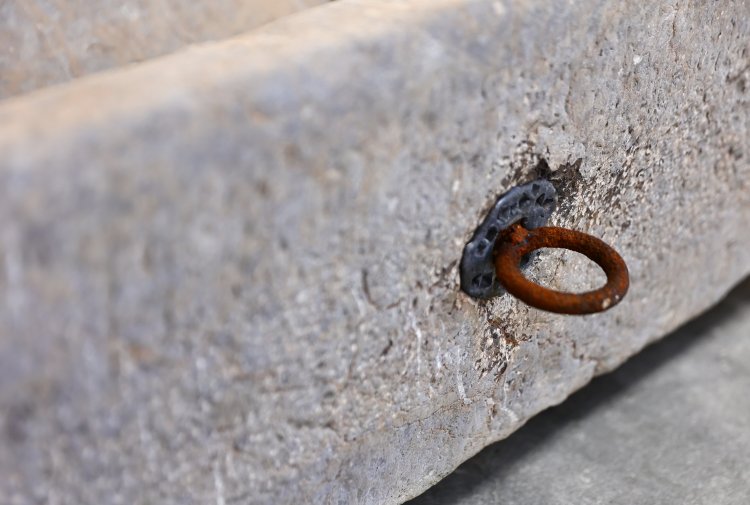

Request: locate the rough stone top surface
(0, 0), (328, 99)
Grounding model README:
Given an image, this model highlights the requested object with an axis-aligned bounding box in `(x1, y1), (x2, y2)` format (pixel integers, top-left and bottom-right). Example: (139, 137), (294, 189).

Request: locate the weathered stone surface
(0, 1), (748, 504)
(0, 0), (328, 99)
(410, 278), (750, 505)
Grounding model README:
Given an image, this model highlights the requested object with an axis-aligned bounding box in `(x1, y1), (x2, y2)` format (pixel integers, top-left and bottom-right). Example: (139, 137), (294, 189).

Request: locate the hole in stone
(536, 194), (546, 205)
(520, 253), (533, 269)
(519, 195), (531, 208)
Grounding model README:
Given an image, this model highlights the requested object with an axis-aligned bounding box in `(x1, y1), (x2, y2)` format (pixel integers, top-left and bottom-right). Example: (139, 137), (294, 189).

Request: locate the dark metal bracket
(459, 179), (557, 300)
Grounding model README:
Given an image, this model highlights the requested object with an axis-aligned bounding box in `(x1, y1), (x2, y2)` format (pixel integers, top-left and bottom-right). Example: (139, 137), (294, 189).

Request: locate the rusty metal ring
(494, 225), (629, 314)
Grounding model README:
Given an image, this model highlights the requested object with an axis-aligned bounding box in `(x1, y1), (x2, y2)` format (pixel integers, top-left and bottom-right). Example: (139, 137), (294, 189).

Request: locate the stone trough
(1, 1), (748, 504)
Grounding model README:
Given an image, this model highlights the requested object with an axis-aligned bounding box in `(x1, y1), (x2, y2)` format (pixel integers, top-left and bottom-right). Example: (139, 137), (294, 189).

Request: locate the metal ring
(494, 225), (629, 314)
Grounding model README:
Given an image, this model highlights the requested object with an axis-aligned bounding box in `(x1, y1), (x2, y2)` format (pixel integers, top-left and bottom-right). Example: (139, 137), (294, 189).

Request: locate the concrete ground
(409, 278), (750, 505)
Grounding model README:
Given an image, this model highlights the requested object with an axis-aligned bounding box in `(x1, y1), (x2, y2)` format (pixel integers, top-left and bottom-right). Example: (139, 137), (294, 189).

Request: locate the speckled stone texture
(0, 0), (328, 99)
(409, 279), (750, 505)
(0, 1), (748, 504)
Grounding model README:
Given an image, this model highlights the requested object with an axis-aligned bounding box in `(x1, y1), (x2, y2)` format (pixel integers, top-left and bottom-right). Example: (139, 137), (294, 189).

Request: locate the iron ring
(494, 225), (630, 315)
